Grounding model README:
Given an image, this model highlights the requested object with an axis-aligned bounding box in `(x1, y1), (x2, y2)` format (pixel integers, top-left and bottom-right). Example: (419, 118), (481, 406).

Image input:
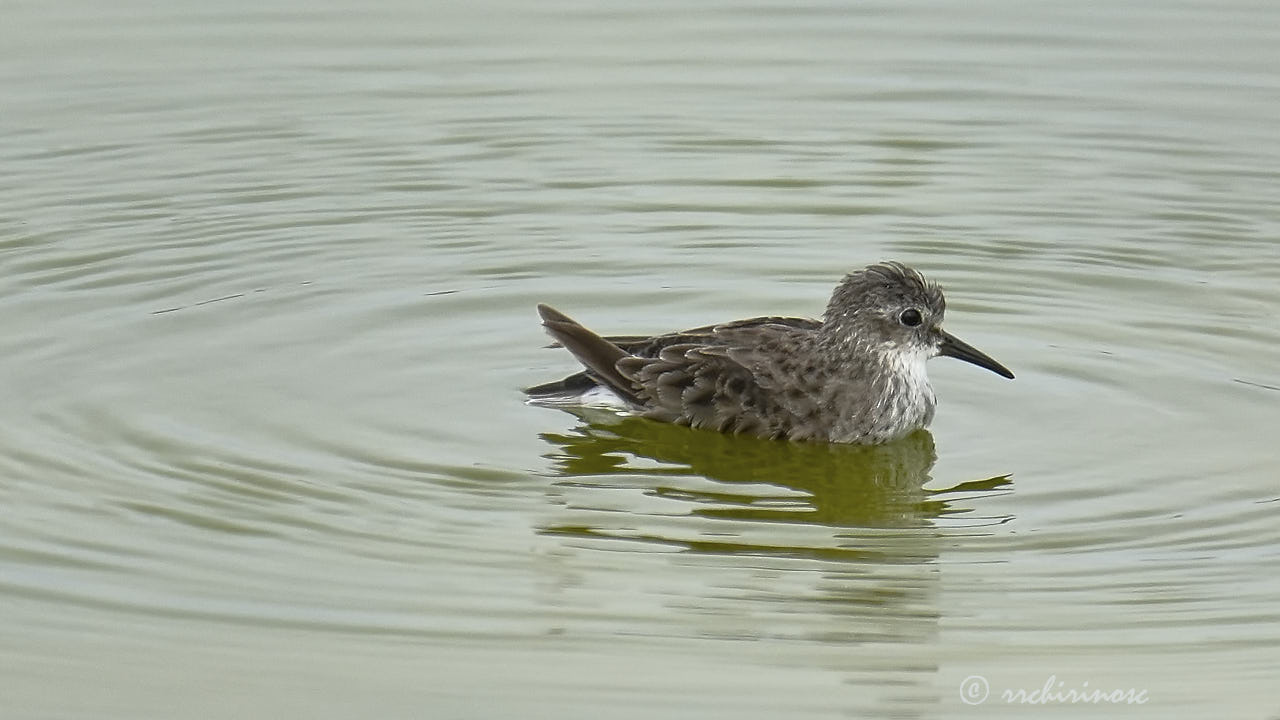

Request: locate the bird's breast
(826, 350), (936, 444)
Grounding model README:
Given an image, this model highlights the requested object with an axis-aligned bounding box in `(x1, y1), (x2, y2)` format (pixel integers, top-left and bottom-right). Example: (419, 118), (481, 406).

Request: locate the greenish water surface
(2, 1), (1278, 718)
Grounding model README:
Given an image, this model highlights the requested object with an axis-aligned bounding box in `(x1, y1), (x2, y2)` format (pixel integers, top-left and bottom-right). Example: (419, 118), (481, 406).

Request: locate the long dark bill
(937, 330), (1014, 379)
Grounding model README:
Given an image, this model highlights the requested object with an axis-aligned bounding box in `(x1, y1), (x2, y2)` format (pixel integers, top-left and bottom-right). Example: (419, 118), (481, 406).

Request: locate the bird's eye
(899, 309), (923, 327)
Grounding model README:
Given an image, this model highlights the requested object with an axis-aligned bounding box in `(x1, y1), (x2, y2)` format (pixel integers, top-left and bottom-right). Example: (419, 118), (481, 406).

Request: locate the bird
(525, 261), (1013, 444)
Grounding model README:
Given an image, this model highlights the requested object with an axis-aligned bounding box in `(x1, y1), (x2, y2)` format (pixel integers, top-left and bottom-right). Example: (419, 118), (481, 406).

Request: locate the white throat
(874, 345), (937, 436)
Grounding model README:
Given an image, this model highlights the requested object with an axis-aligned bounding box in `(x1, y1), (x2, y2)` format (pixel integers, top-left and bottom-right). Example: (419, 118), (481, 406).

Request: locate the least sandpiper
(526, 261), (1013, 444)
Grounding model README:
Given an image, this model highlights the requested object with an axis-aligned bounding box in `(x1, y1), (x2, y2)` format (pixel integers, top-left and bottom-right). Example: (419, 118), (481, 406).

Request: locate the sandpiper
(526, 261), (1013, 444)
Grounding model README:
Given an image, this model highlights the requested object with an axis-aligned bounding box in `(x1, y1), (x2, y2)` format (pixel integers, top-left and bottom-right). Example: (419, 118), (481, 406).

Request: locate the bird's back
(528, 309), (831, 439)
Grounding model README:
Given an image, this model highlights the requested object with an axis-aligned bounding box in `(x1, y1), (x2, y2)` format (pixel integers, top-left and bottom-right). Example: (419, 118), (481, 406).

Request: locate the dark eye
(899, 309), (923, 327)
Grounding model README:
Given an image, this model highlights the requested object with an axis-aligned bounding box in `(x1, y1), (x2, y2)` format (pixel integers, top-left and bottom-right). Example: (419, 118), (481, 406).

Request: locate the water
(3, 0), (1279, 717)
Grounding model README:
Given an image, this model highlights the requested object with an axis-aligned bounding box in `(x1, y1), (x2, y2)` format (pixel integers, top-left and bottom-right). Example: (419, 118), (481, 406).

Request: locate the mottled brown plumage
(527, 262), (1013, 444)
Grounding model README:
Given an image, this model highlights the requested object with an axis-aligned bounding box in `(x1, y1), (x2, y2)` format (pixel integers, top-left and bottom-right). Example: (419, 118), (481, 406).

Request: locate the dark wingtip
(531, 303), (644, 407)
(537, 303), (571, 324)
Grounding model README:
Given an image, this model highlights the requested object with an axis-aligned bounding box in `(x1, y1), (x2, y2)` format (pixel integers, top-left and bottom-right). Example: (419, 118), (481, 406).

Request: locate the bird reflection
(536, 411), (1010, 559)
(533, 414), (1013, 712)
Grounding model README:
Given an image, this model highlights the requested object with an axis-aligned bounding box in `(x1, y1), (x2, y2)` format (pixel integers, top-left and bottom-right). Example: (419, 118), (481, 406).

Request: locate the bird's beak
(937, 330), (1014, 379)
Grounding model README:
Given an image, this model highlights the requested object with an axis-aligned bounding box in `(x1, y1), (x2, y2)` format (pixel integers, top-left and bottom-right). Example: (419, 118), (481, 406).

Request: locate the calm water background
(3, 0), (1279, 717)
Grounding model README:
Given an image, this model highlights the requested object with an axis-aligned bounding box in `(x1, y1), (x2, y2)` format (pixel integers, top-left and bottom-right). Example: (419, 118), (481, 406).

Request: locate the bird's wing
(533, 309), (827, 440)
(603, 316), (820, 355)
(615, 321), (824, 440)
(530, 315), (821, 399)
(535, 304), (644, 406)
